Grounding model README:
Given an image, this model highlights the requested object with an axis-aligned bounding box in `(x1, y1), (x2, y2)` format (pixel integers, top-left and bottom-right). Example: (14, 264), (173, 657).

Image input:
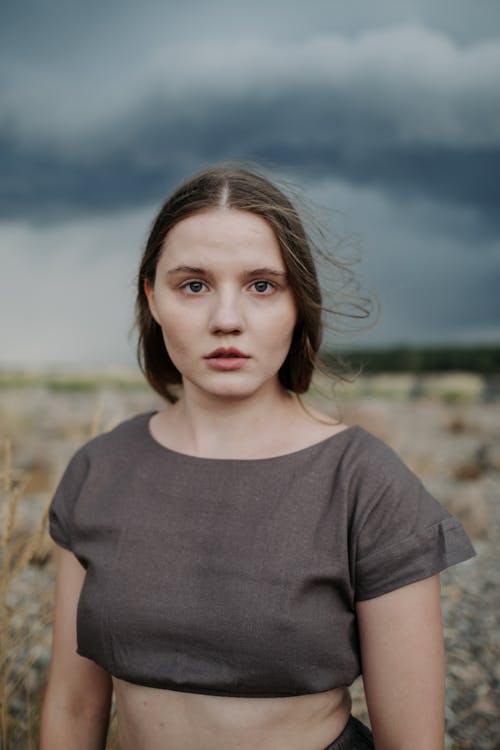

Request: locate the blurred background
(1, 0), (499, 369)
(0, 2), (499, 749)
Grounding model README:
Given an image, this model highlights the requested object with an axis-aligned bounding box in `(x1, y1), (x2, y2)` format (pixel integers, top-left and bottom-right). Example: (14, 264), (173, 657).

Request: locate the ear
(144, 278), (160, 325)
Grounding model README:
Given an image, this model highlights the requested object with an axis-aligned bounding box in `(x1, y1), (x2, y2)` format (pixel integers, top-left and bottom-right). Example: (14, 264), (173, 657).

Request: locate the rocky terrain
(0, 373), (498, 749)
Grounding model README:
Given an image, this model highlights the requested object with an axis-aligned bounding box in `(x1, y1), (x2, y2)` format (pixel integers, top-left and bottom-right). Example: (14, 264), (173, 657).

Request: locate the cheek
(258, 314), (296, 366)
(267, 303), (297, 342)
(155, 304), (194, 352)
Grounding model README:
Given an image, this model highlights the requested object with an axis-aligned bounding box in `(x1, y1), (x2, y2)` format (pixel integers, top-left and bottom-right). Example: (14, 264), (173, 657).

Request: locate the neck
(170, 381), (301, 459)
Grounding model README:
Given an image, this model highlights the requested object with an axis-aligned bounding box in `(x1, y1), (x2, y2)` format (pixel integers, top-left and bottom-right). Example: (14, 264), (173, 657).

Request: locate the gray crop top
(49, 411), (475, 698)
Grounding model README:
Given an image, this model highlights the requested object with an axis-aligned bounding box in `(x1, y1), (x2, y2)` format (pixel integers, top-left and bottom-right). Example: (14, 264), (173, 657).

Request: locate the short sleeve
(48, 446), (90, 551)
(352, 437), (476, 601)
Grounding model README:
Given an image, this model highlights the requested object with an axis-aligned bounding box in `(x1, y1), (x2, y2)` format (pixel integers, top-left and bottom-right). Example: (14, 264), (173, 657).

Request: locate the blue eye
(252, 280), (274, 293)
(183, 281), (205, 293)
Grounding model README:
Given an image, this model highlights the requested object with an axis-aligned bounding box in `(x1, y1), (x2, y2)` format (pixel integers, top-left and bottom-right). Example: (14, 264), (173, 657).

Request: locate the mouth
(204, 347), (250, 371)
(205, 347), (249, 359)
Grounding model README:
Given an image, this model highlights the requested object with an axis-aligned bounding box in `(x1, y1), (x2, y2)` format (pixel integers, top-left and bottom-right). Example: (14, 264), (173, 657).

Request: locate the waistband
(323, 715), (374, 750)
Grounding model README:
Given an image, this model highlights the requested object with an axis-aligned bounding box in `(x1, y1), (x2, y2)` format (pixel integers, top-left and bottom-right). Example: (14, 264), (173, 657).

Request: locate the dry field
(0, 372), (498, 749)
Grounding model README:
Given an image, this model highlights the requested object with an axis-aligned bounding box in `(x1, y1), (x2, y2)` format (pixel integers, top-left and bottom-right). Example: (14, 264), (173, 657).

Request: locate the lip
(204, 347), (250, 371)
(205, 347), (250, 359)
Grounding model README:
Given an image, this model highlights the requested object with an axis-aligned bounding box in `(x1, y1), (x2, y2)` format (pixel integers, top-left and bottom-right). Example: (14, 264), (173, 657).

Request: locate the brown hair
(136, 165), (354, 402)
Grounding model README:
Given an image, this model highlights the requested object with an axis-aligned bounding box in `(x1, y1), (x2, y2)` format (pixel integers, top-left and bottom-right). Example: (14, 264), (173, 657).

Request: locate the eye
(181, 280), (207, 294)
(250, 280), (276, 294)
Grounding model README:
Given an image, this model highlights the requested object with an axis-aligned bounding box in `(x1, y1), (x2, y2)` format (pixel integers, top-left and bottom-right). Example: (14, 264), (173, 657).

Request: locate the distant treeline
(323, 345), (500, 374)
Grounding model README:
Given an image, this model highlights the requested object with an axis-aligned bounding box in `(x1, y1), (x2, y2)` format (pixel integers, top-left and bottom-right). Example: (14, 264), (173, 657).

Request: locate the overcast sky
(1, 0), (499, 369)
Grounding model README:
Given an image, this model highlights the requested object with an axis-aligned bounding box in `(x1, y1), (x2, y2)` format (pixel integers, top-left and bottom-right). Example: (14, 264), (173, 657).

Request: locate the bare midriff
(112, 678), (352, 750)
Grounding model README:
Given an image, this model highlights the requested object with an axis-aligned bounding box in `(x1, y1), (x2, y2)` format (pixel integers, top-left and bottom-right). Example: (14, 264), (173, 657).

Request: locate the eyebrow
(167, 265), (287, 278)
(246, 267), (288, 278)
(167, 266), (205, 276)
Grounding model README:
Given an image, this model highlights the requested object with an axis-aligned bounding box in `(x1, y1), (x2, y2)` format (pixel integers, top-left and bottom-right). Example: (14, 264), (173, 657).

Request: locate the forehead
(160, 208), (284, 266)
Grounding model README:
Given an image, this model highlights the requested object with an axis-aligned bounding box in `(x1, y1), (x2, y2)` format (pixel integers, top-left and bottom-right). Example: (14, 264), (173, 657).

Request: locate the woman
(40, 166), (476, 750)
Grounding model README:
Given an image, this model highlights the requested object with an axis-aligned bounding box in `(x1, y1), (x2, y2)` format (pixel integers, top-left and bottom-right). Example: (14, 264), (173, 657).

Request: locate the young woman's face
(145, 208), (297, 402)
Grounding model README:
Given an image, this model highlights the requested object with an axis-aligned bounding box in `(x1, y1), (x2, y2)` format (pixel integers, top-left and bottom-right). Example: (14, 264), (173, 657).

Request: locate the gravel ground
(441, 474), (500, 750)
(349, 482), (499, 750)
(340, 396), (500, 749)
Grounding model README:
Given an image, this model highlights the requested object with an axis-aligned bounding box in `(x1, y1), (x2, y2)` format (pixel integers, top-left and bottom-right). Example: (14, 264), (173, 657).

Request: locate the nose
(208, 288), (244, 335)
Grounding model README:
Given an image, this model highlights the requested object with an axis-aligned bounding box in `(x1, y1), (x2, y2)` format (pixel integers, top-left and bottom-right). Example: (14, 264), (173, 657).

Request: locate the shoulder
(343, 427), (452, 548)
(328, 423), (412, 485)
(294, 422), (414, 509)
(53, 410), (154, 501)
(58, 412), (153, 475)
(330, 424), (437, 524)
(300, 403), (402, 469)
(75, 411), (154, 463)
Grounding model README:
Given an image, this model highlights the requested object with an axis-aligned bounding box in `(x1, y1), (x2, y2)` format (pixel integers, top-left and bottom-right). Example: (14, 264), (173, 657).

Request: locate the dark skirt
(322, 715), (375, 749)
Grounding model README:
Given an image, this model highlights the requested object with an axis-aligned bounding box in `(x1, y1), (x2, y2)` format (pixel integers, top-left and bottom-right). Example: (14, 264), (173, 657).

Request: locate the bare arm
(356, 575), (445, 750)
(40, 545), (113, 750)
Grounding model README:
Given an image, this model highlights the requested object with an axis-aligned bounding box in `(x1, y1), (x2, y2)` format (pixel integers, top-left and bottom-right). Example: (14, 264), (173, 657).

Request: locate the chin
(201, 379), (269, 400)
(207, 385), (258, 400)
(184, 371), (282, 401)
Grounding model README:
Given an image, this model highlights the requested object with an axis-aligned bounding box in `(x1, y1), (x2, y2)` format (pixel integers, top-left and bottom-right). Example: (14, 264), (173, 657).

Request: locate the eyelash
(179, 280), (277, 295)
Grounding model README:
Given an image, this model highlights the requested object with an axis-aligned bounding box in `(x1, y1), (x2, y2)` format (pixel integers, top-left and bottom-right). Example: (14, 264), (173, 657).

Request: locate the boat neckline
(143, 410), (361, 464)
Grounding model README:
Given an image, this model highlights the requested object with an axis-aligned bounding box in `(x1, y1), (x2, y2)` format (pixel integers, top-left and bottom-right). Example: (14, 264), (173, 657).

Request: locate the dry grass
(0, 424), (121, 749)
(0, 439), (52, 749)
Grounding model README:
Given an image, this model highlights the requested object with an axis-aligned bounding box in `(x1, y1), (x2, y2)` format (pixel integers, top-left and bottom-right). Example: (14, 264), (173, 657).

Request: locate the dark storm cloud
(2, 0), (500, 53)
(1, 6), (499, 229)
(2, 84), (499, 229)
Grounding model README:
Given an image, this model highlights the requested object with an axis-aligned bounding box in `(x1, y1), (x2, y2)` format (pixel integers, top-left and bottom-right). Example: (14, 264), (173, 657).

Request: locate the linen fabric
(49, 411), (475, 698)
